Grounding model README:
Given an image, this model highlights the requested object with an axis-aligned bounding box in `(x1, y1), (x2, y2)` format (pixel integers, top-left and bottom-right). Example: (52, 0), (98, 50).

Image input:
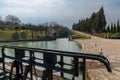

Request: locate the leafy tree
(72, 6), (106, 34)
(0, 19), (5, 32)
(5, 15), (21, 24)
(11, 32), (19, 40)
(5, 15), (21, 30)
(20, 32), (27, 39)
(14, 26), (20, 32)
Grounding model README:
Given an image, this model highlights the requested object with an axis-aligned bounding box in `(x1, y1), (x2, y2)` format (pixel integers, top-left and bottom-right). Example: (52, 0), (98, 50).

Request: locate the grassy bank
(0, 30), (46, 41)
(71, 31), (90, 39)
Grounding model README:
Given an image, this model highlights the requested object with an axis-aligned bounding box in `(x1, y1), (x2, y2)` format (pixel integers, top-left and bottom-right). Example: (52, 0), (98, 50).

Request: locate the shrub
(11, 32), (19, 40)
(72, 34), (90, 39)
(93, 33), (112, 39)
(20, 32), (27, 39)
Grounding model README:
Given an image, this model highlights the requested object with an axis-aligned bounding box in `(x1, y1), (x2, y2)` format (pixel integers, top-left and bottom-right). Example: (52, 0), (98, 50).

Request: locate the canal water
(0, 38), (82, 79)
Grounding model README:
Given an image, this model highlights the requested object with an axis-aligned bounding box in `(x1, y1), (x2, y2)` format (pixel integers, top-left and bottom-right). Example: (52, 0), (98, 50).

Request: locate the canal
(0, 38), (82, 79)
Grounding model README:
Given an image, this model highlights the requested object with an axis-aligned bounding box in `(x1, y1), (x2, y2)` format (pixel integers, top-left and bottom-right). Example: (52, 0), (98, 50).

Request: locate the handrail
(0, 45), (112, 80)
(9, 46), (110, 64)
(2, 46), (111, 72)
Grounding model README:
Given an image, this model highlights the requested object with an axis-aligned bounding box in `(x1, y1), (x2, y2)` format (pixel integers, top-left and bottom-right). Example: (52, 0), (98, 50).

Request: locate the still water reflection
(0, 38), (81, 52)
(0, 38), (82, 79)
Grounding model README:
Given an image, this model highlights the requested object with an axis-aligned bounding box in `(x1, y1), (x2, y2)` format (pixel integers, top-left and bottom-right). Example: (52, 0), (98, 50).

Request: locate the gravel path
(74, 31), (120, 80)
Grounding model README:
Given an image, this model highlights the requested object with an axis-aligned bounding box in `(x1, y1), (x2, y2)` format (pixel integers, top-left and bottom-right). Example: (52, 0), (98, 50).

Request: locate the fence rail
(0, 45), (111, 80)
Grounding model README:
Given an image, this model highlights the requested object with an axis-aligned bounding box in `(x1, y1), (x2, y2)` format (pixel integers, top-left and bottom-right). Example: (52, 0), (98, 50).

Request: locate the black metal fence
(0, 45), (112, 80)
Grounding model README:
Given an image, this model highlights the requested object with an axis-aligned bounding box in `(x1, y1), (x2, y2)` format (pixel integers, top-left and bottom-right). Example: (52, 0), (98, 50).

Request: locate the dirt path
(74, 31), (120, 80)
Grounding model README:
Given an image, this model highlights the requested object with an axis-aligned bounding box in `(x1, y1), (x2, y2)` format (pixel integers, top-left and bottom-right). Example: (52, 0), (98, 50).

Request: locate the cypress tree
(111, 22), (114, 34)
(106, 25), (110, 33)
(90, 13), (96, 33)
(113, 23), (116, 33)
(96, 6), (106, 33)
(72, 6), (107, 34)
(117, 20), (120, 33)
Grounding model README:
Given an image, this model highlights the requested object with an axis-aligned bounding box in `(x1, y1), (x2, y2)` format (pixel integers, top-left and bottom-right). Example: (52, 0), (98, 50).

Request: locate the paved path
(0, 63), (69, 80)
(73, 30), (120, 80)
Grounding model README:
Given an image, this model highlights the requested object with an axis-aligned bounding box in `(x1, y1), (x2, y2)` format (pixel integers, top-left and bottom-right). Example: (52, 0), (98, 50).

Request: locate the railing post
(74, 57), (79, 77)
(72, 57), (79, 80)
(30, 51), (33, 79)
(60, 55), (64, 77)
(83, 58), (86, 80)
(43, 52), (56, 80)
(9, 48), (25, 80)
(1, 47), (5, 72)
(23, 51), (34, 80)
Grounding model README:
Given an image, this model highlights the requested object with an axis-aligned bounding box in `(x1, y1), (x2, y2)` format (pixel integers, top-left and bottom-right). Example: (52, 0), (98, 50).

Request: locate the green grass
(72, 34), (90, 39)
(71, 31), (90, 39)
(0, 31), (15, 40)
(0, 30), (47, 41)
(93, 33), (112, 39)
(93, 33), (106, 38)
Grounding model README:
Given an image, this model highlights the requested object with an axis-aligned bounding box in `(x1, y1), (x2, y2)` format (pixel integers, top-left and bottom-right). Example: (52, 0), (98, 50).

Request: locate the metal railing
(0, 45), (112, 80)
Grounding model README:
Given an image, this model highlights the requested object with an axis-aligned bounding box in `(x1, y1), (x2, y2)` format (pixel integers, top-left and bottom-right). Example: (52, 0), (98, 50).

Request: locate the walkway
(74, 31), (120, 80)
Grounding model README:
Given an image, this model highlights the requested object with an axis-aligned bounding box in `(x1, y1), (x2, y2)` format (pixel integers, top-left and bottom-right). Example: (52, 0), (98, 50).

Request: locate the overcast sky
(0, 0), (120, 28)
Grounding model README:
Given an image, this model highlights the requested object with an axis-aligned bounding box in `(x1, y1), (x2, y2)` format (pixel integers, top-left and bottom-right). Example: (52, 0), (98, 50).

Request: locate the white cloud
(3, 0), (67, 8)
(0, 0), (120, 28)
(1, 0), (68, 17)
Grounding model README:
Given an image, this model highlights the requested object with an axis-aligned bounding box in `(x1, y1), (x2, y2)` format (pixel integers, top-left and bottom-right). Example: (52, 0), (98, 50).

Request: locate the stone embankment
(74, 31), (120, 80)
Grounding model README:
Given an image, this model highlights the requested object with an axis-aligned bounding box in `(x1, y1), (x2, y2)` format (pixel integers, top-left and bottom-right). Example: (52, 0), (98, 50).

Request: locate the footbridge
(0, 45), (111, 80)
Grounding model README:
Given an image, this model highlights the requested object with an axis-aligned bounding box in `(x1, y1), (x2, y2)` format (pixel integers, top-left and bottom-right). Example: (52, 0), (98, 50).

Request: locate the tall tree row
(106, 20), (120, 34)
(0, 15), (70, 38)
(72, 6), (106, 34)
